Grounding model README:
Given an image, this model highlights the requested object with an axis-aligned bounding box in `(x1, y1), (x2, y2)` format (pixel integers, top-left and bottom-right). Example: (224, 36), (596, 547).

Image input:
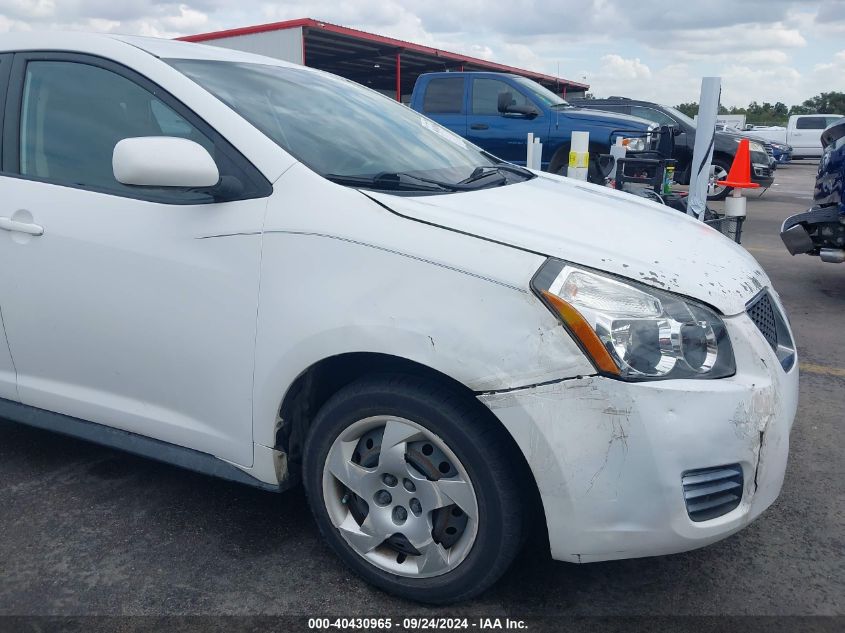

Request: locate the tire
(302, 374), (526, 604)
(707, 157), (733, 201)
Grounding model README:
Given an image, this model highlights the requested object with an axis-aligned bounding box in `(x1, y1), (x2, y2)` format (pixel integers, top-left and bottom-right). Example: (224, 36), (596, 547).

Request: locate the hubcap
(322, 416), (479, 578)
(708, 164), (729, 196)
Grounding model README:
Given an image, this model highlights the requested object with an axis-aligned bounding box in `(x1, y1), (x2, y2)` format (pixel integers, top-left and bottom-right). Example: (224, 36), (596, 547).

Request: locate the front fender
(251, 166), (595, 447)
(251, 231), (594, 447)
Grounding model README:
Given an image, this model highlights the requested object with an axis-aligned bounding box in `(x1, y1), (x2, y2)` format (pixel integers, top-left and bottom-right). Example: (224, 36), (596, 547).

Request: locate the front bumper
(480, 308), (798, 563)
(752, 163), (775, 188)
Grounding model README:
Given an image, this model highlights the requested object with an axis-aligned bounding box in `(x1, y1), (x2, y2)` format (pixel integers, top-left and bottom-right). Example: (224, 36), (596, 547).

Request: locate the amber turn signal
(541, 291), (620, 376)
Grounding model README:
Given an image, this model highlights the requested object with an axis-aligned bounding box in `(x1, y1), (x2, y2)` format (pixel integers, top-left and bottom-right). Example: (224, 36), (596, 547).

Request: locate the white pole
(687, 77), (721, 220)
(568, 131), (590, 181)
(532, 137), (543, 170)
(526, 133), (535, 170)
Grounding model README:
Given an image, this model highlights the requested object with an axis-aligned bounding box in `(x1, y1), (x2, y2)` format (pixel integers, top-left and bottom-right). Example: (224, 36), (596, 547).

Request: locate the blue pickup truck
(780, 117), (845, 263)
(409, 72), (655, 175)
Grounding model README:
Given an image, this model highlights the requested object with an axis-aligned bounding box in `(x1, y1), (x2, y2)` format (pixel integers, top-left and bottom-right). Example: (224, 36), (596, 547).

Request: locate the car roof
(574, 97), (650, 104)
(422, 71), (520, 78)
(0, 31), (301, 68)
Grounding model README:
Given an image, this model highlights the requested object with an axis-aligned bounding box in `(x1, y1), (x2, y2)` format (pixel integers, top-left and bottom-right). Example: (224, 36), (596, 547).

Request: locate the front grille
(682, 464), (743, 522)
(765, 143), (774, 157)
(747, 292), (778, 351)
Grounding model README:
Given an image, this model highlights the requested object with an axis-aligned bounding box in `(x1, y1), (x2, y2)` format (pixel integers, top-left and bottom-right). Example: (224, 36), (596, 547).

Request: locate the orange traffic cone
(717, 138), (760, 189)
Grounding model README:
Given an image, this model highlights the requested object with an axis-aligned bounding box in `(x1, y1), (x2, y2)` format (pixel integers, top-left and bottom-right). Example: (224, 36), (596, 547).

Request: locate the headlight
(734, 138), (767, 154)
(622, 136), (646, 151)
(532, 260), (735, 381)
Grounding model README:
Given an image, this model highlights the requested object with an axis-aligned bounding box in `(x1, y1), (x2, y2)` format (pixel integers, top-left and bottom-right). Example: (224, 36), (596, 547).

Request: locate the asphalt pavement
(0, 162), (842, 622)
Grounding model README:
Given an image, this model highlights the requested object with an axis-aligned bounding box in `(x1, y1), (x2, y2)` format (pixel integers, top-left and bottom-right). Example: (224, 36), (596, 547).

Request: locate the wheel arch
(274, 351), (548, 546)
(711, 150), (734, 167)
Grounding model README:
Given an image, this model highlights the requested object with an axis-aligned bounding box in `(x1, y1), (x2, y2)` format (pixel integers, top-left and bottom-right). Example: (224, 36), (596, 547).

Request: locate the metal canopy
(180, 18), (589, 101)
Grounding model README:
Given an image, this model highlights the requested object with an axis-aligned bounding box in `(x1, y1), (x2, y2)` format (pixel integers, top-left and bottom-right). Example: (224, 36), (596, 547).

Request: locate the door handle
(470, 123), (489, 130)
(0, 217), (44, 236)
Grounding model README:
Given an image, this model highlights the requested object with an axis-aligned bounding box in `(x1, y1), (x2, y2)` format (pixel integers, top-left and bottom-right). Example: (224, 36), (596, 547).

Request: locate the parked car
(409, 72), (656, 178)
(571, 97), (775, 200)
(718, 124), (793, 164)
(771, 142), (794, 164)
(750, 114), (843, 159)
(0, 33), (799, 604)
(781, 118), (845, 263)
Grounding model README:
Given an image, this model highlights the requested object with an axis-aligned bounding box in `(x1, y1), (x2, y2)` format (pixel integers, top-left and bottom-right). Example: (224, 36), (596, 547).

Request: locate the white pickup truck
(750, 114), (843, 158)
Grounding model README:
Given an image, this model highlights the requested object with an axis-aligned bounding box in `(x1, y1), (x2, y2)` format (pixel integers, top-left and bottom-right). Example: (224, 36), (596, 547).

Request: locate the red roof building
(179, 17), (589, 102)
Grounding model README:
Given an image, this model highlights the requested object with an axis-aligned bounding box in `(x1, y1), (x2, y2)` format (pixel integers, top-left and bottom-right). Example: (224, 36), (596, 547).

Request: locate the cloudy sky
(1, 0), (844, 107)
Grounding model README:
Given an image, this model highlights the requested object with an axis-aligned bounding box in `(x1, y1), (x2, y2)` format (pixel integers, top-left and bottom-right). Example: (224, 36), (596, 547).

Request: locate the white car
(0, 33), (798, 604)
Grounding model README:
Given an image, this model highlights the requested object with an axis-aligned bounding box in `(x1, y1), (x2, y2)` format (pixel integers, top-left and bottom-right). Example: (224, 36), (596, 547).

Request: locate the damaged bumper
(479, 309), (798, 564)
(780, 205), (845, 262)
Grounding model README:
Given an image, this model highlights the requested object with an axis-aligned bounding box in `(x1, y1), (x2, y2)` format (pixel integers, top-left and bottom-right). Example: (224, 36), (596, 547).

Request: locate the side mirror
(113, 137), (219, 188)
(504, 104), (540, 118)
(496, 92), (539, 118)
(497, 91), (513, 114)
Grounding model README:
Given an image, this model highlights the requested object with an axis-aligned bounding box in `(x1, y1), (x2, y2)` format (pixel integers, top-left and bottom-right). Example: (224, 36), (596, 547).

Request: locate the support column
(687, 77), (721, 220)
(395, 51), (401, 101)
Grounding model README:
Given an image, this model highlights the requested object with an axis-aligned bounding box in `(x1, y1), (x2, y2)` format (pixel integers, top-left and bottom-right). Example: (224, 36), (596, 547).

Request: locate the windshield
(168, 59), (499, 187)
(663, 105), (697, 128)
(511, 76), (569, 107)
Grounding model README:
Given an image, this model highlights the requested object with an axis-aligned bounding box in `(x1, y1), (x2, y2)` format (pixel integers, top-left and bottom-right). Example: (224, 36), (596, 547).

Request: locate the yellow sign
(568, 151), (589, 168)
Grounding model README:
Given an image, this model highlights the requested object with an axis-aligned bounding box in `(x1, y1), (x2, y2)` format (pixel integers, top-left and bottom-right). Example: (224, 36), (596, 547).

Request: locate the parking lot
(0, 162), (842, 620)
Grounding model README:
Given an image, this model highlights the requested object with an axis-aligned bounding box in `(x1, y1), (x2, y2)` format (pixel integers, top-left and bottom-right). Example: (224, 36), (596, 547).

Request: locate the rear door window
(422, 78), (464, 114)
(796, 117), (827, 130)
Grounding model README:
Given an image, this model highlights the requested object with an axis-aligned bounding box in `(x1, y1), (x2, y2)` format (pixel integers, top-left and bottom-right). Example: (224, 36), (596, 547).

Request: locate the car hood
(717, 129), (770, 145)
(560, 107), (654, 130)
(366, 173), (769, 316)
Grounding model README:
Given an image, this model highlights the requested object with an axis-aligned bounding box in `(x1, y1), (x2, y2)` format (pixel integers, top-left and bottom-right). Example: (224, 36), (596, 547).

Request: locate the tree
(674, 102), (699, 117)
(798, 91), (845, 114)
(789, 104), (814, 115)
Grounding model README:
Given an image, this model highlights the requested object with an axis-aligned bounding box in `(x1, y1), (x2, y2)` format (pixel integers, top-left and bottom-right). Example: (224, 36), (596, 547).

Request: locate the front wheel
(707, 158), (734, 201)
(302, 375), (526, 604)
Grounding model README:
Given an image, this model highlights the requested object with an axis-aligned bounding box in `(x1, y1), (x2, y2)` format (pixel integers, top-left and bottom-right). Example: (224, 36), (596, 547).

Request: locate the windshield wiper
(326, 165), (532, 193)
(459, 164), (535, 186)
(459, 167), (508, 187)
(323, 172), (459, 192)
